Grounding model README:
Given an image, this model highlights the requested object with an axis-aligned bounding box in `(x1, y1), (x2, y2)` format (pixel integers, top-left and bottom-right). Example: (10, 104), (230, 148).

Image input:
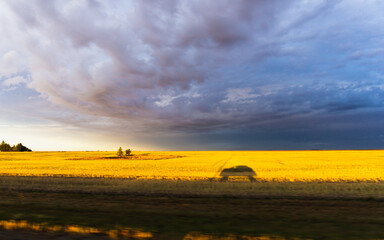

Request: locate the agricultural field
(1, 150), (384, 182)
(1, 150), (384, 239)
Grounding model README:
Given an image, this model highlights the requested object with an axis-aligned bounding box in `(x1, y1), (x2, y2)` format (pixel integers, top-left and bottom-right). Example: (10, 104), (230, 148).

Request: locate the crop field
(1, 150), (384, 239)
(1, 150), (384, 182)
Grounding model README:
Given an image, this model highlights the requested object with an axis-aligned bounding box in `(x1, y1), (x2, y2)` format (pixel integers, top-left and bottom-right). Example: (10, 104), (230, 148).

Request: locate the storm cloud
(1, 0), (384, 149)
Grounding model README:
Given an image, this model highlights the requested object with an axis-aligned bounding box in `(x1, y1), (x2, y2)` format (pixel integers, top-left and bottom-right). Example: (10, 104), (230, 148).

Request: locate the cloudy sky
(1, 0), (384, 151)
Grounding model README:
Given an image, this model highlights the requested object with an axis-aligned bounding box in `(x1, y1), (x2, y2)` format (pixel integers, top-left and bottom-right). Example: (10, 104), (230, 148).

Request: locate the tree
(0, 141), (11, 152)
(13, 143), (32, 152)
(116, 147), (124, 158)
(125, 149), (132, 156)
(0, 140), (31, 152)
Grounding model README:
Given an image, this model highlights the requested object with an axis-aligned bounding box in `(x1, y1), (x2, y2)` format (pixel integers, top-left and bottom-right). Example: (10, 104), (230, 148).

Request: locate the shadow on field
(219, 165), (257, 181)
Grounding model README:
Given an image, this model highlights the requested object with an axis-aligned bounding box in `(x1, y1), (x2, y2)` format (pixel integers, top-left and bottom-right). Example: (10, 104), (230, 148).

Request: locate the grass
(1, 176), (384, 199)
(1, 190), (384, 239)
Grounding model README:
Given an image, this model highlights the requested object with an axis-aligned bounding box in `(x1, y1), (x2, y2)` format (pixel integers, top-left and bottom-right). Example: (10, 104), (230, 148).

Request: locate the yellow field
(0, 150), (384, 182)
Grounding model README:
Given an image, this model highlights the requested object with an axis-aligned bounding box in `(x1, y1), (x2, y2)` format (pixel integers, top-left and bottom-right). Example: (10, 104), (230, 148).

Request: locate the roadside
(1, 176), (384, 200)
(1, 189), (384, 239)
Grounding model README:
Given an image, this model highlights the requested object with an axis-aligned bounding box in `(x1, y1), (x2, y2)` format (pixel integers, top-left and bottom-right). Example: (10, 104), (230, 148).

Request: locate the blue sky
(1, 0), (384, 150)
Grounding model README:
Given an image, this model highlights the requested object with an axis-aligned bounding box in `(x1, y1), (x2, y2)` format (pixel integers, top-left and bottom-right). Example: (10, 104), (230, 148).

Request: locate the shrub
(125, 149), (132, 156)
(116, 147), (124, 158)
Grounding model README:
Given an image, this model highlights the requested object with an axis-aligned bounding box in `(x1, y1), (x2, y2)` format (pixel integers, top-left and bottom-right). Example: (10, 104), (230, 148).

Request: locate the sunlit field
(1, 150), (384, 182)
(2, 150), (384, 239)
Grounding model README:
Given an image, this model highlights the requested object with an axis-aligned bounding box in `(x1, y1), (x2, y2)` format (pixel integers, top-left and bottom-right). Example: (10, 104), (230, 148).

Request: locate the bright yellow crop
(0, 150), (384, 182)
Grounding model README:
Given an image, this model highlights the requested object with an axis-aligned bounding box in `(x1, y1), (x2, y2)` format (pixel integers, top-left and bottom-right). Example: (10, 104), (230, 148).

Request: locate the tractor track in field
(213, 153), (234, 178)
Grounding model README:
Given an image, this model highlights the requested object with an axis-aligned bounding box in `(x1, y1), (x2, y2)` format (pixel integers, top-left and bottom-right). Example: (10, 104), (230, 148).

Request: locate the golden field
(1, 150), (384, 182)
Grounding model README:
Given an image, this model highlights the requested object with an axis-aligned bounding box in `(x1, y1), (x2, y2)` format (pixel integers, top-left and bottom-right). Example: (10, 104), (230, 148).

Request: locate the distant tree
(14, 143), (32, 152)
(116, 147), (124, 158)
(0, 141), (11, 152)
(125, 149), (132, 156)
(0, 141), (31, 152)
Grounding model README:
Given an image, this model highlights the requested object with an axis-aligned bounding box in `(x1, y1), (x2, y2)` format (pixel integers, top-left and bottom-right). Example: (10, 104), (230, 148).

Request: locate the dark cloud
(1, 0), (384, 149)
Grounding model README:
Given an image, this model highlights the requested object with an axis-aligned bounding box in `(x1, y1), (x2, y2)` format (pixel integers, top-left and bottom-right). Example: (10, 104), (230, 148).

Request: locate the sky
(1, 0), (384, 151)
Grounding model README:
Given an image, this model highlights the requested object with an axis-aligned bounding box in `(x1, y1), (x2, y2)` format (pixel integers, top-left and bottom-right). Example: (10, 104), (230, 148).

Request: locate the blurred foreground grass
(1, 189), (384, 239)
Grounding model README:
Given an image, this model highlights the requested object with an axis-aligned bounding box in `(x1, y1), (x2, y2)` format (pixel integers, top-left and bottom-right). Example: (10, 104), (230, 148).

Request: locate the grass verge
(1, 190), (384, 239)
(0, 176), (384, 199)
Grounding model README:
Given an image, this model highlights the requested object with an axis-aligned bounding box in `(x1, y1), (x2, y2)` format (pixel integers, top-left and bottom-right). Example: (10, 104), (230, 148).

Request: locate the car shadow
(219, 165), (257, 181)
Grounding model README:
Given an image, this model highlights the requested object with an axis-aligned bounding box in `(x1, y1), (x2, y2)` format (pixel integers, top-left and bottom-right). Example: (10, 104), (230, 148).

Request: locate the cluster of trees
(116, 147), (132, 158)
(0, 141), (32, 152)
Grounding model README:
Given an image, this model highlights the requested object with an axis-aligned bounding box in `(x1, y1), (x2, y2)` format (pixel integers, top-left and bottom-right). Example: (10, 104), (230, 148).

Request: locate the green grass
(0, 176), (384, 199)
(1, 190), (384, 239)
(1, 176), (384, 239)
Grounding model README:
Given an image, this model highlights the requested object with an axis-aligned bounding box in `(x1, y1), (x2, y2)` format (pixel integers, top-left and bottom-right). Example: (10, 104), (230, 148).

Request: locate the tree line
(0, 141), (32, 152)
